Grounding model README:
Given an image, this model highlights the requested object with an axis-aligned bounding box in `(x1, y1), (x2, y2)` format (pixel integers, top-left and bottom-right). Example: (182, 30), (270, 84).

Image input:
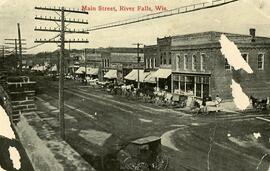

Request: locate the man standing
(215, 95), (222, 112)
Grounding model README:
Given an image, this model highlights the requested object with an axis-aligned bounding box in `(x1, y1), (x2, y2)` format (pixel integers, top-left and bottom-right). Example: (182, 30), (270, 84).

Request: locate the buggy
(123, 136), (169, 171)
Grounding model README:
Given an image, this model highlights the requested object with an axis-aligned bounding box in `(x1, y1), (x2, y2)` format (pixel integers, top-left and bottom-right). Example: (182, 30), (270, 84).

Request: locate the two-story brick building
(101, 47), (144, 83)
(171, 29), (270, 99)
(143, 37), (173, 91)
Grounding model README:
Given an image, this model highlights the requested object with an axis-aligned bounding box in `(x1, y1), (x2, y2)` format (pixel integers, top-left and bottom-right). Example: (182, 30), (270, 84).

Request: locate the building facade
(171, 30), (270, 99)
(101, 47), (144, 83)
(144, 45), (157, 71)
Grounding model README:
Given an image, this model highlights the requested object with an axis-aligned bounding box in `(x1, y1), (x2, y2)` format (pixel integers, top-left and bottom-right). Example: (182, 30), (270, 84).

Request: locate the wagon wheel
(151, 153), (169, 170)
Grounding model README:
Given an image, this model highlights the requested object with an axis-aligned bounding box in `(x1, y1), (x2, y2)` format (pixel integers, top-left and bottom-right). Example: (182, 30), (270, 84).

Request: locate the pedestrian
(215, 95), (222, 112)
(201, 96), (207, 113)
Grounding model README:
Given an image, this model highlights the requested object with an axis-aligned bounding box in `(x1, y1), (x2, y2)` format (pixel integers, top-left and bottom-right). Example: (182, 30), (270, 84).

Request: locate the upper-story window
(145, 58), (148, 68)
(163, 58), (167, 65)
(160, 54), (163, 65)
(192, 55), (197, 71)
(200, 53), (206, 71)
(169, 56), (172, 65)
(176, 55), (180, 70)
(225, 58), (231, 70)
(107, 59), (110, 67)
(242, 53), (249, 63)
(104, 59), (106, 67)
(184, 54), (188, 70)
(153, 58), (156, 68)
(149, 58), (152, 68)
(258, 53), (264, 70)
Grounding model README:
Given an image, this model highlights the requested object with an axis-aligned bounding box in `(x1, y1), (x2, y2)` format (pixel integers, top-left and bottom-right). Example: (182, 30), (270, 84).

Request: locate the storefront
(172, 73), (210, 98)
(124, 69), (150, 87)
(75, 67), (99, 79)
(152, 69), (172, 91)
(104, 70), (117, 79)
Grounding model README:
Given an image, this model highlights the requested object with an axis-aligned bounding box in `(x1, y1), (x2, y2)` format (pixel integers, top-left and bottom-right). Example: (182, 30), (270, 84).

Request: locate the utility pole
(1, 46), (5, 65)
(132, 43), (143, 89)
(84, 49), (87, 81)
(4, 38), (26, 71)
(17, 23), (23, 72)
(34, 6), (89, 140)
(59, 7), (65, 139)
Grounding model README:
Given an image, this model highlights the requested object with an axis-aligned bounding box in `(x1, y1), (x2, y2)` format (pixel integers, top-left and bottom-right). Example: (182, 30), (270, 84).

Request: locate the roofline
(167, 31), (270, 39)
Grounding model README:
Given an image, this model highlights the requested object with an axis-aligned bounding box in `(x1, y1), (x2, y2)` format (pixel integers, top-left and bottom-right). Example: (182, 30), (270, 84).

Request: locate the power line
(27, 34), (60, 50)
(85, 0), (239, 32)
(26, 0), (238, 52)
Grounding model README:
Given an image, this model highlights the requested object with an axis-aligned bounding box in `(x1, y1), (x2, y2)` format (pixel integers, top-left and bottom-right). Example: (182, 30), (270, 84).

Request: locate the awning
(75, 67), (98, 75)
(124, 69), (149, 82)
(152, 69), (171, 79)
(75, 67), (86, 74)
(68, 65), (80, 68)
(86, 68), (99, 75)
(49, 65), (57, 72)
(31, 65), (47, 71)
(144, 71), (156, 83)
(104, 70), (117, 79)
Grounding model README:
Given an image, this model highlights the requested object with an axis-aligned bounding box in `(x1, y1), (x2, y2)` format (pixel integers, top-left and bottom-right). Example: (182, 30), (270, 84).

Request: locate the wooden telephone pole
(132, 43), (143, 89)
(4, 38), (26, 71)
(34, 6), (89, 140)
(17, 24), (23, 72)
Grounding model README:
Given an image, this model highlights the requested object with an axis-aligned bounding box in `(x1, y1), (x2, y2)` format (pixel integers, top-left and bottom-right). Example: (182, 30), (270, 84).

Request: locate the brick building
(101, 47), (144, 83)
(171, 30), (270, 99)
(144, 45), (157, 71)
(143, 37), (172, 91)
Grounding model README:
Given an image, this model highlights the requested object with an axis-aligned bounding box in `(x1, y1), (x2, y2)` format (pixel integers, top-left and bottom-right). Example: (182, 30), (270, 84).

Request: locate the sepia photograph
(0, 0), (270, 170)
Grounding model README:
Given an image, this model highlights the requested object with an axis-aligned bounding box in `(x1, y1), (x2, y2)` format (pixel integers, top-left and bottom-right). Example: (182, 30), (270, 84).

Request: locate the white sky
(0, 0), (270, 54)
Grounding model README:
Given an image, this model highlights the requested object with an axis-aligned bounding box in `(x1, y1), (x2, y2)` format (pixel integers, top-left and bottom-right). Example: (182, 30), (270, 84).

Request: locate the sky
(0, 0), (270, 54)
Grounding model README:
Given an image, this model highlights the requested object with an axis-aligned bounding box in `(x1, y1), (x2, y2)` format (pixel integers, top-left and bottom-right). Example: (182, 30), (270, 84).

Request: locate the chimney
(249, 28), (256, 42)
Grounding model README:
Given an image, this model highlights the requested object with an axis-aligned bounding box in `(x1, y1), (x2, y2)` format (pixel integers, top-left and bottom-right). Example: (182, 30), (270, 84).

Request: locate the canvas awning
(104, 70), (117, 79)
(75, 67), (98, 75)
(31, 65), (47, 71)
(68, 65), (80, 68)
(75, 67), (86, 74)
(87, 68), (99, 75)
(49, 65), (57, 72)
(144, 71), (156, 83)
(152, 69), (172, 79)
(124, 69), (150, 82)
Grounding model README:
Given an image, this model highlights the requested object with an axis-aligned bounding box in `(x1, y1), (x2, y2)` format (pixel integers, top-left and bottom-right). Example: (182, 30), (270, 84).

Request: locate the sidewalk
(15, 112), (96, 171)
